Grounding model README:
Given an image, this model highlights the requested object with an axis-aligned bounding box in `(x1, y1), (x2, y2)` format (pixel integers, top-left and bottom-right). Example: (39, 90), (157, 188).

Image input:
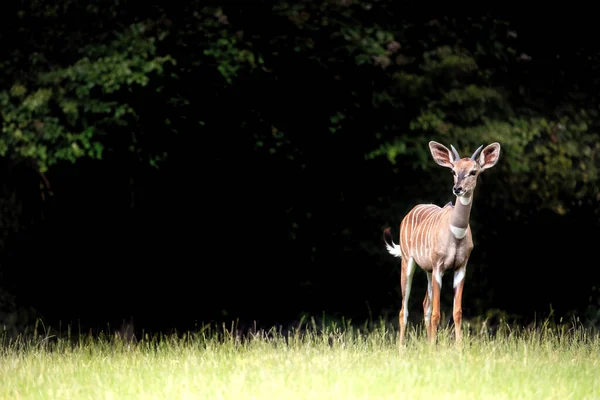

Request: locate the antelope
(383, 141), (501, 346)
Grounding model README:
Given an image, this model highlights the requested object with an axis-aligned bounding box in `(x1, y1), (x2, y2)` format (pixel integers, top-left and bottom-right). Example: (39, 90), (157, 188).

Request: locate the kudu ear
(428, 141), (455, 169)
(478, 142), (501, 171)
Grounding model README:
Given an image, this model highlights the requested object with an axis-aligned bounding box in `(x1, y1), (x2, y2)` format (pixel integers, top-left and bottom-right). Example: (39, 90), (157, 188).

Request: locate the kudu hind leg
(430, 267), (443, 345)
(398, 256), (416, 346)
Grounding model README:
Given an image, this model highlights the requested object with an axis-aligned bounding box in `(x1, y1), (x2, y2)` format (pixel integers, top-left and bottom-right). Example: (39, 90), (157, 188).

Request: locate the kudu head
(428, 141), (501, 198)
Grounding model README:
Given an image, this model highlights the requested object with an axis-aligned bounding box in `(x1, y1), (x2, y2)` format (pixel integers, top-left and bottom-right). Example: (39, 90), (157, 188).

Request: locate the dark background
(0, 3), (599, 335)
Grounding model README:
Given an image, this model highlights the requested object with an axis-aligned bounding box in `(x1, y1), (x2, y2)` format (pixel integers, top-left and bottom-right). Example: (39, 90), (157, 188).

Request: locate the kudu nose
(453, 186), (463, 194)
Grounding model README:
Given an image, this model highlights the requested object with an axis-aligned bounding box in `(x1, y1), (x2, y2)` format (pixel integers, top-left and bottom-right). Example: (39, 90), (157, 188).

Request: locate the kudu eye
(452, 170), (457, 176)
(469, 170), (477, 176)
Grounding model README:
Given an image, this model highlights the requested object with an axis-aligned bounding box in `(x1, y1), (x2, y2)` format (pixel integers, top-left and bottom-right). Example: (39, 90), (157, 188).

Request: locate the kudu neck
(450, 194), (473, 229)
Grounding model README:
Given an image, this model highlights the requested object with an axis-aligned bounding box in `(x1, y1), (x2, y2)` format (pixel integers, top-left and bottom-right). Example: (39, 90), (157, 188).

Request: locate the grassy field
(1, 320), (598, 400)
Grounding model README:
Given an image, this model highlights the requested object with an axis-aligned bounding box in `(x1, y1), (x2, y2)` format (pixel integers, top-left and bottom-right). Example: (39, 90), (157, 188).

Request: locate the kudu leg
(430, 267), (443, 345)
(453, 263), (467, 344)
(423, 271), (433, 341)
(398, 256), (416, 347)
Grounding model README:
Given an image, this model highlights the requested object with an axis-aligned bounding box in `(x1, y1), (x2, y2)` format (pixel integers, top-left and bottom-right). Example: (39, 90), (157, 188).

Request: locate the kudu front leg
(453, 263), (467, 344)
(423, 271), (433, 341)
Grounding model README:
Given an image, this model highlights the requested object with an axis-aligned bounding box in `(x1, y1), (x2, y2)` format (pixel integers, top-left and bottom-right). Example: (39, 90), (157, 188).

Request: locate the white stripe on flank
(425, 211), (436, 261)
(413, 204), (436, 258)
(423, 208), (438, 257)
(414, 208), (424, 258)
(412, 206), (427, 248)
(403, 206), (417, 255)
(408, 206), (421, 251)
(417, 208), (427, 257)
(420, 207), (437, 258)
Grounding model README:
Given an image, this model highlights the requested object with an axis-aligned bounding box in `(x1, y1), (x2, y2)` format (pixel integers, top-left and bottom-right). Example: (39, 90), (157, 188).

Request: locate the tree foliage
(203, 4), (600, 216)
(0, 3), (174, 172)
(1, 1), (599, 328)
(2, 2), (598, 213)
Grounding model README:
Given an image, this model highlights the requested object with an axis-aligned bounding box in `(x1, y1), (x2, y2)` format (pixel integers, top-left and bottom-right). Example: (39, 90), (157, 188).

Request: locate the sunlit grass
(1, 318), (598, 399)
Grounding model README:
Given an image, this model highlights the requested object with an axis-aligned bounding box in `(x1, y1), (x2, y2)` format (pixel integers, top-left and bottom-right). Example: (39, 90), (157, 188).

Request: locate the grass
(1, 318), (599, 400)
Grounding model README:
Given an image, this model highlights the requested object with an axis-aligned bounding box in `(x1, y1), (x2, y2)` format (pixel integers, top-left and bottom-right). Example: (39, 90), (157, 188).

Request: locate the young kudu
(383, 141), (501, 345)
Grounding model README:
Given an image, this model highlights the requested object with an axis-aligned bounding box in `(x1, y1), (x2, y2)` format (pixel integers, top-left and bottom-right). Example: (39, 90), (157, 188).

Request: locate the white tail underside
(385, 240), (402, 258)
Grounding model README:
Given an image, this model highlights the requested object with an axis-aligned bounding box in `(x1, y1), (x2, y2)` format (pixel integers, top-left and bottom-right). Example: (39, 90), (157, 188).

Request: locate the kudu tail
(383, 227), (402, 258)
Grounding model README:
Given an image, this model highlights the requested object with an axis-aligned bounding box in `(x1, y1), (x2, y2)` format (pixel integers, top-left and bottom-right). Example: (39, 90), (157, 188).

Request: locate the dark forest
(1, 3), (599, 338)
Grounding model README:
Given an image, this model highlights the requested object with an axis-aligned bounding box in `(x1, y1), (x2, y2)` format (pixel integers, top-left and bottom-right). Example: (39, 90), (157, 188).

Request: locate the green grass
(1, 319), (599, 399)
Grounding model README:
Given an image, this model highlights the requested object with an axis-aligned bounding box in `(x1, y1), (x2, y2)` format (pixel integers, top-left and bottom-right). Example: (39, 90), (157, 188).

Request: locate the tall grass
(1, 318), (598, 399)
